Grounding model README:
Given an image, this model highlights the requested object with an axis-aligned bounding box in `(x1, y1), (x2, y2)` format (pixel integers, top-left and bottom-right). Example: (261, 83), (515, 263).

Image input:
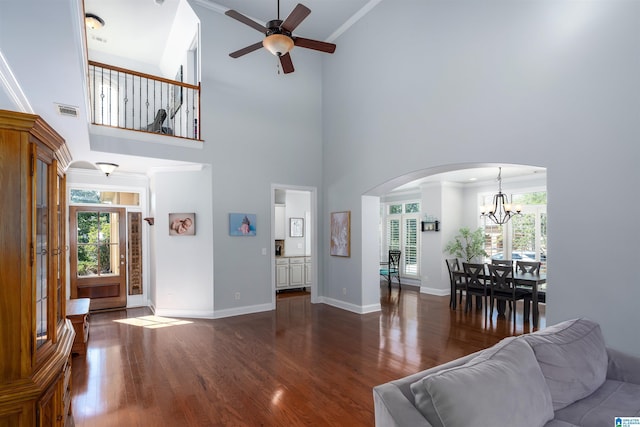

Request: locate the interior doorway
(271, 185), (318, 308)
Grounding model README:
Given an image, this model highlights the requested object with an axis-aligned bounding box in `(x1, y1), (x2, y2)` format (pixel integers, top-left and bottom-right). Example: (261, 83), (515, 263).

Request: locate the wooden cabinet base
(0, 320), (75, 427)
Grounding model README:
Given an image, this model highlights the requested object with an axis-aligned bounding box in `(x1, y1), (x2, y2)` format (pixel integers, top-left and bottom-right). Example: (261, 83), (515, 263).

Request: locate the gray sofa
(373, 318), (640, 426)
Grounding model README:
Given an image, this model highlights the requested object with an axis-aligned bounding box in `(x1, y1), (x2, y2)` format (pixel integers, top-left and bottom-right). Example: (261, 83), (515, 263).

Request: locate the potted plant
(445, 227), (488, 263)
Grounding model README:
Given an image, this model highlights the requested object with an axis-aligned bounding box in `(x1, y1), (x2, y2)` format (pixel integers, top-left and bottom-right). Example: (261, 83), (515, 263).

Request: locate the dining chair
(515, 260), (542, 315)
(462, 262), (488, 313)
(380, 250), (401, 291)
(491, 259), (513, 268)
(445, 258), (464, 310)
(487, 264), (531, 324)
(516, 260), (541, 275)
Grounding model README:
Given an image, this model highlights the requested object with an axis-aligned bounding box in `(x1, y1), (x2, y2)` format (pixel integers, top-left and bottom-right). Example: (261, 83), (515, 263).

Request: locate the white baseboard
(419, 287), (450, 296)
(212, 303), (273, 319)
(319, 297), (381, 314)
(154, 307), (216, 319)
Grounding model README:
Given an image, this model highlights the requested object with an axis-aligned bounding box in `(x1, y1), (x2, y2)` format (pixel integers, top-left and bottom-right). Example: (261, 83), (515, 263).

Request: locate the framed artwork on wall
(229, 213), (256, 236)
(169, 212), (195, 236)
(330, 211), (350, 257)
(169, 65), (183, 119)
(290, 217), (304, 237)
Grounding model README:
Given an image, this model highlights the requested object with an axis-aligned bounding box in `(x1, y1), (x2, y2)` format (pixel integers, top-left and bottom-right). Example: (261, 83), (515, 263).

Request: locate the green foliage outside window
(77, 212), (116, 276)
(512, 192), (546, 205)
(405, 203), (420, 213)
(71, 189), (100, 204)
(389, 204), (402, 214)
(511, 192), (547, 255)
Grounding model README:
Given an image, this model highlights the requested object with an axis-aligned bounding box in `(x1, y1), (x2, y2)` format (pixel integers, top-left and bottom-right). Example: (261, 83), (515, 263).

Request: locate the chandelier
(480, 167), (522, 225)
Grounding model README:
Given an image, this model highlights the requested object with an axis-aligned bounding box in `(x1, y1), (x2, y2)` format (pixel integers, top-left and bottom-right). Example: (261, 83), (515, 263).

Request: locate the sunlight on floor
(113, 315), (192, 328)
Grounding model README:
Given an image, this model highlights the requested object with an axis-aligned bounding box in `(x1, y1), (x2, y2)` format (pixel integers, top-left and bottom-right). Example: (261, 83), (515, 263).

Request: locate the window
(70, 189), (140, 206)
(481, 191), (547, 272)
(76, 211), (121, 277)
(383, 201), (421, 278)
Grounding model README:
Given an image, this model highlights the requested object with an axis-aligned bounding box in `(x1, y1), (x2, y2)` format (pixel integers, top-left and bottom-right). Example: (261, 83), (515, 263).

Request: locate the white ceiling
(84, 0), (376, 65)
(1, 0), (543, 187)
(391, 165), (547, 192)
(210, 0), (374, 41)
(84, 0), (183, 66)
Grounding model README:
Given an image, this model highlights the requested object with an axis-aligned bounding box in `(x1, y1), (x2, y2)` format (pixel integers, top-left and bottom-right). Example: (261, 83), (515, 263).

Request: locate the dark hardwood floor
(71, 286), (545, 426)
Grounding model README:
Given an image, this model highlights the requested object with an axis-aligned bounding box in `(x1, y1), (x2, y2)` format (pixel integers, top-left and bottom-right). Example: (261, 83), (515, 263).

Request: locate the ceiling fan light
(263, 34), (294, 56)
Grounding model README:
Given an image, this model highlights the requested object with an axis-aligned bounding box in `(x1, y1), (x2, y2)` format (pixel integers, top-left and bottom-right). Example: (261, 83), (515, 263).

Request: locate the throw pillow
(521, 318), (608, 410)
(410, 337), (554, 427)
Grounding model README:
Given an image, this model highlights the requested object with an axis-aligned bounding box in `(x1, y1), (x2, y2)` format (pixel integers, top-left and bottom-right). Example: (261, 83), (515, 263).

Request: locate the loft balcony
(88, 61), (201, 141)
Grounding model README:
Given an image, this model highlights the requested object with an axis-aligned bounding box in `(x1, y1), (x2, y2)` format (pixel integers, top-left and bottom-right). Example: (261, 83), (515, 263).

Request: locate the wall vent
(56, 104), (78, 118)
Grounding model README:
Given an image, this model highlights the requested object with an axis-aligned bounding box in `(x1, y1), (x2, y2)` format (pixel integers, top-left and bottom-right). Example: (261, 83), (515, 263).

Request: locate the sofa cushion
(410, 337), (554, 427)
(553, 379), (640, 427)
(543, 421), (579, 427)
(522, 318), (608, 410)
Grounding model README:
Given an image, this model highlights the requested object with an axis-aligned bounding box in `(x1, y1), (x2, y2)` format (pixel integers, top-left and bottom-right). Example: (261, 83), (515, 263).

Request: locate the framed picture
(290, 217), (304, 237)
(330, 211), (350, 257)
(169, 212), (195, 236)
(229, 213), (256, 236)
(169, 65), (183, 119)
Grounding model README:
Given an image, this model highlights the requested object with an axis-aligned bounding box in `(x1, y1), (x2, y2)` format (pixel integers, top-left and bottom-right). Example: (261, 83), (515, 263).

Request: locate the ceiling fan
(225, 1), (337, 74)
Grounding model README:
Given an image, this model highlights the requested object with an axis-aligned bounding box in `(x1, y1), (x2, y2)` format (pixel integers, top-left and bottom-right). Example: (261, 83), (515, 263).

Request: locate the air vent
(56, 104), (78, 118)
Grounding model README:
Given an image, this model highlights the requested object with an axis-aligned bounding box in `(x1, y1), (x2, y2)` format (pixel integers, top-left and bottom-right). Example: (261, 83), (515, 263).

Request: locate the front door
(69, 206), (127, 310)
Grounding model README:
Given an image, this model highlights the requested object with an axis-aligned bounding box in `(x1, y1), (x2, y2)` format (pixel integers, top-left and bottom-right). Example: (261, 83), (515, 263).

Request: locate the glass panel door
(70, 207), (127, 310)
(55, 173), (65, 327)
(35, 159), (48, 349)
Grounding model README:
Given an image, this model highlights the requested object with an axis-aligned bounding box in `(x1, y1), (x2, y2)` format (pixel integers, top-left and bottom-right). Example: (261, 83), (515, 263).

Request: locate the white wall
(284, 190), (310, 257)
(151, 167), (214, 317)
(159, 0), (199, 81)
(420, 183), (448, 296)
(190, 3), (324, 316)
(324, 0), (640, 355)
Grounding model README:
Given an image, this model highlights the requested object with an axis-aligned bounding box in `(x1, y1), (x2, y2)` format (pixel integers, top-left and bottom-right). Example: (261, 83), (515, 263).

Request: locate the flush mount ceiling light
(95, 162), (118, 177)
(85, 13), (105, 30)
(480, 167), (522, 225)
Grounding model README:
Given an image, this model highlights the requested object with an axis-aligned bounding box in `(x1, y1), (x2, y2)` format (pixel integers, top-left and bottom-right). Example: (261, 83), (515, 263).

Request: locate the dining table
(452, 266), (546, 327)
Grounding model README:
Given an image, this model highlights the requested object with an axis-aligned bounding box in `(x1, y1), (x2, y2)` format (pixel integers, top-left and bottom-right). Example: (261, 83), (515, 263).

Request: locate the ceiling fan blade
(294, 37), (336, 54)
(281, 4), (311, 33)
(279, 53), (295, 74)
(225, 10), (267, 33)
(229, 41), (264, 58)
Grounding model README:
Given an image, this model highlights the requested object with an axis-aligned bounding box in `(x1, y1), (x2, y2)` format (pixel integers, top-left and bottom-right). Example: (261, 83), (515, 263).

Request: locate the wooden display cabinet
(0, 110), (75, 427)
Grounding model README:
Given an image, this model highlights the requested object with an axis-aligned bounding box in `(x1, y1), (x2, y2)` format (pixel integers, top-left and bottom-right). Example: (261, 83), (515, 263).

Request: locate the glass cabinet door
(35, 158), (49, 349)
(55, 171), (65, 328)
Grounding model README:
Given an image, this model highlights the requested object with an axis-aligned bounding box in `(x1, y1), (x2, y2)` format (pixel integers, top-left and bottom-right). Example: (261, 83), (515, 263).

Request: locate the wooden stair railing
(88, 60), (201, 141)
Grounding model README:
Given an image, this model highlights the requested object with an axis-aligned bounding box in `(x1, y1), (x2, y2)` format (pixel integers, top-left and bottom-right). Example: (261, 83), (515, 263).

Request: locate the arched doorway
(362, 163), (547, 306)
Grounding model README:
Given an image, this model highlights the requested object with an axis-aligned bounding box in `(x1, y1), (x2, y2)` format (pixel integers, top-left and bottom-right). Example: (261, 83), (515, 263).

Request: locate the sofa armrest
(373, 383), (432, 427)
(606, 347), (640, 384)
